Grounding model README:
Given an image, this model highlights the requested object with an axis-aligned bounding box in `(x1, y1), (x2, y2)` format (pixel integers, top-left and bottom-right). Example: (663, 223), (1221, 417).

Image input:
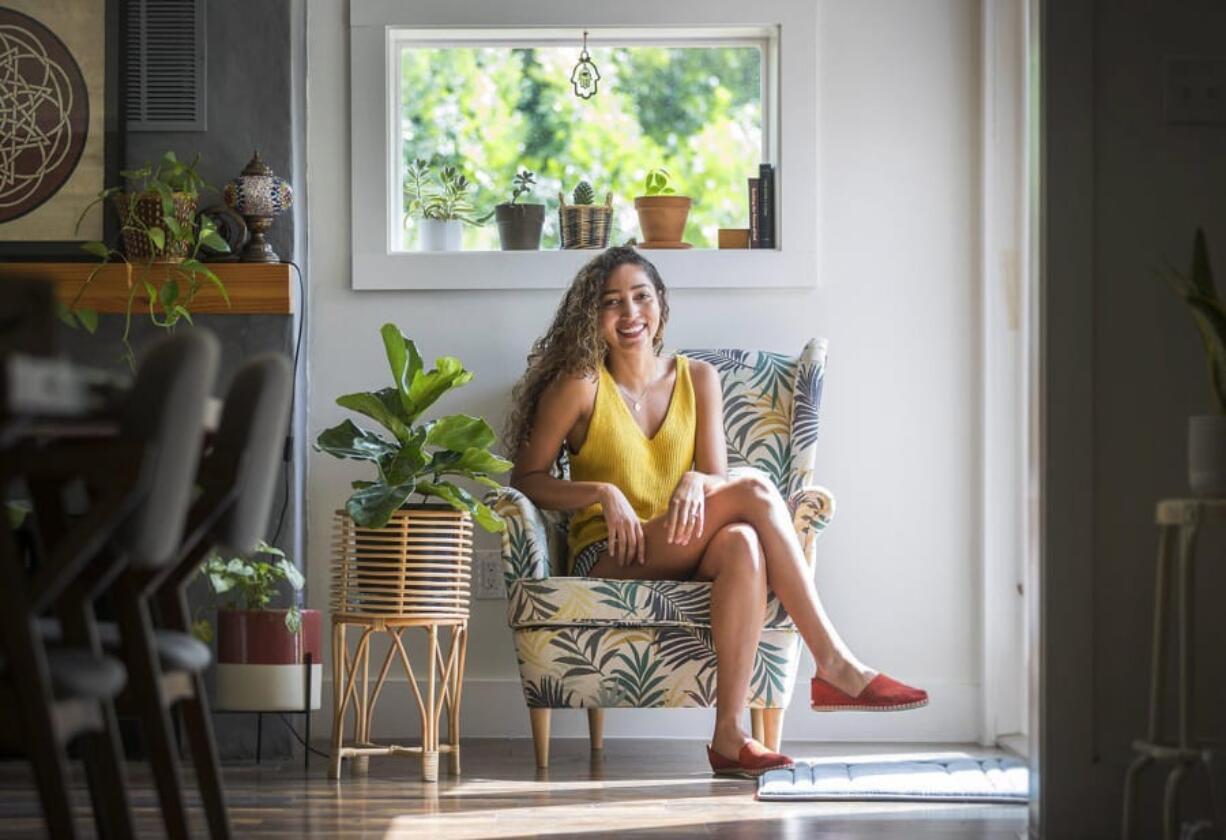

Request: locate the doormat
(757, 756), (1028, 803)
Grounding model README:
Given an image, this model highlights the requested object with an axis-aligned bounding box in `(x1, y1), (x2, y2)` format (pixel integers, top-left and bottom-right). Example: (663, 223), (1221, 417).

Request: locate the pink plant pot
(215, 609), (322, 711)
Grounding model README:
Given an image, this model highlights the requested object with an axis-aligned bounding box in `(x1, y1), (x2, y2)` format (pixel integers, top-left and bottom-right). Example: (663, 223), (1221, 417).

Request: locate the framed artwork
(0, 0), (122, 260)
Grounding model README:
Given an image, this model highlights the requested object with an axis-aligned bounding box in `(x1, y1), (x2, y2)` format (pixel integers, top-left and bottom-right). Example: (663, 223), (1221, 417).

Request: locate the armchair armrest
(788, 485), (836, 567)
(484, 486), (569, 583)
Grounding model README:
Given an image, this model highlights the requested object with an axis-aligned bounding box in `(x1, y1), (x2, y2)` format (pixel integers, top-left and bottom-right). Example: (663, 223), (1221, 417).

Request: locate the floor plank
(0, 740), (1028, 838)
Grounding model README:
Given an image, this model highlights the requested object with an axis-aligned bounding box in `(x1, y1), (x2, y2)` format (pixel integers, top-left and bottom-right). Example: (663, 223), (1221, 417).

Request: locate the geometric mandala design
(0, 7), (88, 223)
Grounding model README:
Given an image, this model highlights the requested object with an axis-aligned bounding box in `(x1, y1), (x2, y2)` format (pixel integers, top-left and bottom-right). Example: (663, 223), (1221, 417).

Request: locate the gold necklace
(613, 361), (656, 412)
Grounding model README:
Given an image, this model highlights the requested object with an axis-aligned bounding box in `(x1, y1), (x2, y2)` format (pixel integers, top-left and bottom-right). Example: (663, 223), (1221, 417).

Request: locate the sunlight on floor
(388, 784), (1024, 838)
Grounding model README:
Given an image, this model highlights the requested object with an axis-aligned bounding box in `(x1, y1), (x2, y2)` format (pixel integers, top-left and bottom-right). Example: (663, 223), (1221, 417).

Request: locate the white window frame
(349, 0), (817, 290)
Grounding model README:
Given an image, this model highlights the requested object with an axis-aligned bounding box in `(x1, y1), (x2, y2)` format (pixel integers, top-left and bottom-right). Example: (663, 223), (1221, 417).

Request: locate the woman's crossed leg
(586, 474), (874, 760)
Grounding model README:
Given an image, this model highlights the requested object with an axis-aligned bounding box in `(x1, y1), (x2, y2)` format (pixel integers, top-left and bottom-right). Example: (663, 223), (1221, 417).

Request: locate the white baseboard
(310, 677), (980, 743)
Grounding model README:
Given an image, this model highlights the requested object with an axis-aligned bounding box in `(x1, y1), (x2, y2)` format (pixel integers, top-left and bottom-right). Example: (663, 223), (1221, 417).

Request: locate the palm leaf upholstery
(485, 339), (834, 710)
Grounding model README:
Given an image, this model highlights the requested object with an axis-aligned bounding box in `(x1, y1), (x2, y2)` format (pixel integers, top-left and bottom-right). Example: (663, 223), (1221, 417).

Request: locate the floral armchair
(485, 340), (835, 767)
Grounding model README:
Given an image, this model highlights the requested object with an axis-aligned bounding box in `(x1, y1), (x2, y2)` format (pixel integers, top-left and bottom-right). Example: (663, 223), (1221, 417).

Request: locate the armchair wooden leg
(529, 708), (551, 768)
(749, 708), (765, 744)
(587, 708), (604, 752)
(762, 707), (785, 753)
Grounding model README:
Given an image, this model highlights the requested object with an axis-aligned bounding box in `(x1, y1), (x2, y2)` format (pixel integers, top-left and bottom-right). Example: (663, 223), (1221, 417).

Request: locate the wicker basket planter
(329, 503), (472, 782)
(558, 191), (613, 249)
(113, 191), (197, 263)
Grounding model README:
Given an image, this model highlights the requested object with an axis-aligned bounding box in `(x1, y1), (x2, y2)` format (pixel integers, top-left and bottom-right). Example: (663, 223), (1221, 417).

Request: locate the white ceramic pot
(1189, 414), (1226, 496)
(419, 219), (463, 251)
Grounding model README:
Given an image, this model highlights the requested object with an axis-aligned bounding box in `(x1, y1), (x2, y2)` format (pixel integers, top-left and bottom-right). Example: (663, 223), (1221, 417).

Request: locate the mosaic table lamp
(223, 151), (293, 263)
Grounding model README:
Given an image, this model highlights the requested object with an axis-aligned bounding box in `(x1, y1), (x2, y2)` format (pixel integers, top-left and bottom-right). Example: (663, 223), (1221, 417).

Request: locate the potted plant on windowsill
(193, 541), (322, 712)
(404, 159), (483, 252)
(634, 167), (692, 249)
(1166, 229), (1226, 495)
(558, 180), (612, 250)
(493, 170), (545, 250)
(65, 151), (232, 368)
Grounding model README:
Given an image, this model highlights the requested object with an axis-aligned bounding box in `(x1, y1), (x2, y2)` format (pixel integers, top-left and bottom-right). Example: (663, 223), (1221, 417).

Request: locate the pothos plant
(403, 159), (485, 227)
(66, 151), (232, 369)
(314, 323), (512, 532)
(192, 541), (304, 643)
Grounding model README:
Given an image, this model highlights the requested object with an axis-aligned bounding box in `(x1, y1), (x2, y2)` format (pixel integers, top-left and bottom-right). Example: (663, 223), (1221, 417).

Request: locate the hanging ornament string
(570, 30), (601, 99)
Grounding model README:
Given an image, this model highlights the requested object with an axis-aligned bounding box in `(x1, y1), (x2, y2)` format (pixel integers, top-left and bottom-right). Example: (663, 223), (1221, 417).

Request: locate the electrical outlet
(1165, 57), (1226, 125)
(473, 550), (506, 600)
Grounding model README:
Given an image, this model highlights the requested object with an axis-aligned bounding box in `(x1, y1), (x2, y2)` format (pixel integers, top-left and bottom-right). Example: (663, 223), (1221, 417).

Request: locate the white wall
(305, 0), (983, 742)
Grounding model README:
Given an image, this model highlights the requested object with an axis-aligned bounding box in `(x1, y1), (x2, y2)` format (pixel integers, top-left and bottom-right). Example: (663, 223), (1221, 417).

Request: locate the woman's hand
(666, 471), (707, 546)
(599, 484), (645, 565)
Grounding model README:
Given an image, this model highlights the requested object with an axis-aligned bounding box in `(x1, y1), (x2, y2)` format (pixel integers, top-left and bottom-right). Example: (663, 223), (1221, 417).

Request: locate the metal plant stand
(1122, 499), (1224, 840)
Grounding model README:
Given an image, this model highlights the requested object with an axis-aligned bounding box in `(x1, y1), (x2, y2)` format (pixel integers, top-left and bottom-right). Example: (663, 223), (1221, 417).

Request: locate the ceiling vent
(125, 0), (206, 131)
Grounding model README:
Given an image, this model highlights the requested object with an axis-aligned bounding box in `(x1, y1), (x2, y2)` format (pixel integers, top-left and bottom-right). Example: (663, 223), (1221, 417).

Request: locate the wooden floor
(0, 740), (1028, 838)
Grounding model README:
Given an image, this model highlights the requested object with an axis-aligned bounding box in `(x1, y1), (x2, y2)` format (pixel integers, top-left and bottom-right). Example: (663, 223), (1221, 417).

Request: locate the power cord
(270, 258), (306, 546)
(277, 712), (330, 759)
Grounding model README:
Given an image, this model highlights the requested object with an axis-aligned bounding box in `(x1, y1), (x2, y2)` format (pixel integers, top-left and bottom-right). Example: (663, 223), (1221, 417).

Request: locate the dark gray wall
(1042, 1), (1226, 836)
(60, 0), (307, 761)
(126, 0), (296, 261)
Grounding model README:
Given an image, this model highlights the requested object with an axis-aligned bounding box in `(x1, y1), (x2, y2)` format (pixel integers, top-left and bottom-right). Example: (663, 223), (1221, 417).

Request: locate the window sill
(352, 247), (812, 290)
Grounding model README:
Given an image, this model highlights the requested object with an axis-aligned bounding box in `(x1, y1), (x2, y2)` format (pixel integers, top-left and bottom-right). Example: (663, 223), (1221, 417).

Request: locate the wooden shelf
(0, 262), (293, 315)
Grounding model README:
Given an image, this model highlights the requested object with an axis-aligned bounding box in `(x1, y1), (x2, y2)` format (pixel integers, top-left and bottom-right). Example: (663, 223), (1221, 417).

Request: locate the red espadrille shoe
(706, 739), (794, 778)
(810, 672), (929, 711)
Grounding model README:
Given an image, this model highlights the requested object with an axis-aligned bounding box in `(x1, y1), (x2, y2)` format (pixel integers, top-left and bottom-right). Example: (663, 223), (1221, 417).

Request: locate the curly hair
(503, 246), (670, 465)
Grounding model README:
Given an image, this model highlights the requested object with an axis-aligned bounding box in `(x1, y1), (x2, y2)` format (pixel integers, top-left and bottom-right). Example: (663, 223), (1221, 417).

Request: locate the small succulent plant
(572, 180), (596, 205)
(509, 170), (536, 205)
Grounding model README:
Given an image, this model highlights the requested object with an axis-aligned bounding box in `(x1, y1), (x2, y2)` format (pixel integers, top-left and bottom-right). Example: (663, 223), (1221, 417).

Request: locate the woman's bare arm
(509, 373), (611, 511)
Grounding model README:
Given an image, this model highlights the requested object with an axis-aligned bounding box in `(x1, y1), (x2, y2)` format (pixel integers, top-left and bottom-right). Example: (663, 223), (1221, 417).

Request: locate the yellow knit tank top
(566, 354), (696, 572)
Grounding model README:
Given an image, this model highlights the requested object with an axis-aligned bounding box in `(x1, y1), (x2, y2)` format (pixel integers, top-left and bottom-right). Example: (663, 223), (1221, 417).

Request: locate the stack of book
(748, 163), (776, 249)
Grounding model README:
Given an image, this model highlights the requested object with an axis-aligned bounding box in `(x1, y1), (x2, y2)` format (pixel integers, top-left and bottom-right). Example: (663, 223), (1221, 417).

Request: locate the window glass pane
(398, 44), (762, 251)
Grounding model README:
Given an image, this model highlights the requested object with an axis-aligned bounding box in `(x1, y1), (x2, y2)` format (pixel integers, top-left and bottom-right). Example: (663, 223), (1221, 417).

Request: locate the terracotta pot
(215, 608), (322, 711)
(495, 203), (544, 250)
(113, 191), (196, 263)
(634, 195), (692, 246)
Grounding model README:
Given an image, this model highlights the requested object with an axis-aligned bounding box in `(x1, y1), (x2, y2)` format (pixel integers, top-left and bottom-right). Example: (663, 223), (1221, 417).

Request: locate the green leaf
(159, 279), (180, 307)
(336, 390), (411, 442)
(425, 414), (495, 452)
(381, 323), (424, 415)
(53, 300), (79, 330)
(346, 480), (416, 529)
(285, 607), (302, 634)
(382, 429), (428, 484)
(81, 240), (109, 259)
(314, 419), (397, 461)
(407, 356), (473, 420)
(200, 228), (230, 252)
(147, 226), (165, 251)
(173, 305), (194, 325)
(277, 558), (305, 591)
(417, 480), (505, 533)
(191, 619), (214, 644)
(73, 307), (98, 333)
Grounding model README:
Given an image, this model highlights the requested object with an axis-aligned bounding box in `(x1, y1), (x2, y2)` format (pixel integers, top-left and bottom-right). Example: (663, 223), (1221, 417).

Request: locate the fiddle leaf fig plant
(314, 323), (511, 532)
(1165, 229), (1226, 412)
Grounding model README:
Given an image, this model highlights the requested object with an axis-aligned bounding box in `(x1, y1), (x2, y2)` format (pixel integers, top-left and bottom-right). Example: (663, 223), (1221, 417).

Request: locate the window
(349, 5), (815, 290)
(395, 39), (765, 251)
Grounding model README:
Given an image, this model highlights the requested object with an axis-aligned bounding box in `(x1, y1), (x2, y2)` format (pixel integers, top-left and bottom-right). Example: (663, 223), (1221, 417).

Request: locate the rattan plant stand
(328, 505), (472, 782)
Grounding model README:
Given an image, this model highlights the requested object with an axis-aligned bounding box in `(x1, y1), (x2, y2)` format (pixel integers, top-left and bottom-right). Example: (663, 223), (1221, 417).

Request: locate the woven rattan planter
(329, 504), (472, 782)
(558, 191), (613, 249)
(113, 191), (197, 263)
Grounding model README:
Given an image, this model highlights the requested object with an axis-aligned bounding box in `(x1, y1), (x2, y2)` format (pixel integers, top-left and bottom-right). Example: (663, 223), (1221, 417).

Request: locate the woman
(506, 246), (927, 777)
